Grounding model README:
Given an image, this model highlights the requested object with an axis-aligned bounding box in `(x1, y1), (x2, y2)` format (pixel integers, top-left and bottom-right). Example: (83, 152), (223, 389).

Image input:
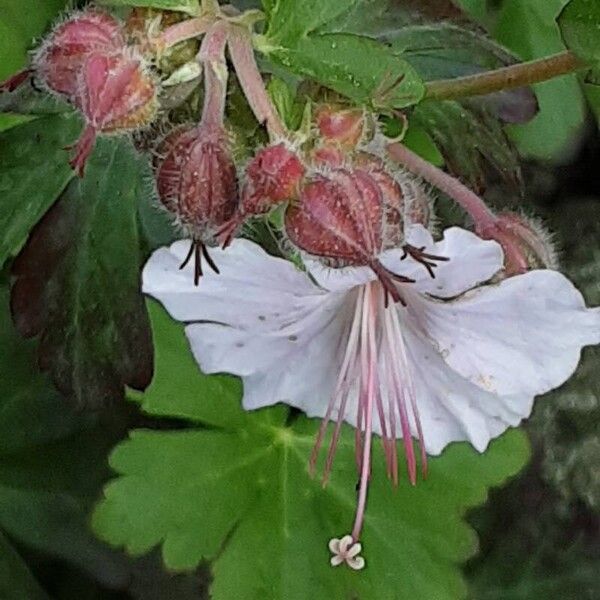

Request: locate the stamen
(350, 283), (378, 543)
(309, 288), (364, 479)
(386, 301), (428, 478)
(401, 244), (450, 279)
(201, 244), (220, 274)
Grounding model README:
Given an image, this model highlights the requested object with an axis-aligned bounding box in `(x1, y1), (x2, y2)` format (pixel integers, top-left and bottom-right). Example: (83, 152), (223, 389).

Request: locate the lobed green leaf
(93, 302), (531, 599)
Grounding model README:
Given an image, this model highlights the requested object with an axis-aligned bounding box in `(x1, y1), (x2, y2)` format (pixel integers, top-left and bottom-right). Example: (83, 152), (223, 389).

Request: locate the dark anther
(369, 260), (410, 307)
(179, 240), (196, 271)
(194, 243), (202, 285)
(201, 244), (220, 275)
(180, 241), (220, 285)
(401, 244), (450, 279)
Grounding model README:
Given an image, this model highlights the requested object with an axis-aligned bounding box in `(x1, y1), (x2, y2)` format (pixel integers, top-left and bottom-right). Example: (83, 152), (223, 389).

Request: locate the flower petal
(400, 322), (520, 454)
(406, 270), (600, 399)
(347, 555), (365, 570)
(330, 555), (344, 567)
(338, 535), (354, 554)
(143, 239), (324, 328)
(380, 226), (504, 298)
(185, 290), (350, 412)
(346, 542), (362, 558)
(328, 538), (341, 554)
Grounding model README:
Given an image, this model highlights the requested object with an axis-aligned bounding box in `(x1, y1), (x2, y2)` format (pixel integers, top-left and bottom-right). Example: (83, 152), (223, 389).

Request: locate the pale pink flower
(143, 225), (600, 568)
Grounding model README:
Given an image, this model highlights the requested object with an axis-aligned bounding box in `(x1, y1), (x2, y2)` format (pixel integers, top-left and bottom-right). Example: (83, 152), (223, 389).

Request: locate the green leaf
(93, 302), (530, 599)
(127, 301), (245, 429)
(0, 114), (79, 268)
(0, 531), (49, 600)
(386, 23), (538, 124)
(261, 0), (425, 109)
(98, 0), (201, 16)
(558, 0), (600, 65)
(265, 0), (357, 44)
(0, 287), (132, 591)
(264, 33), (425, 109)
(411, 100), (522, 192)
(0, 288), (94, 453)
(0, 0), (65, 131)
(494, 0), (586, 161)
(10, 136), (153, 407)
(402, 125), (445, 166)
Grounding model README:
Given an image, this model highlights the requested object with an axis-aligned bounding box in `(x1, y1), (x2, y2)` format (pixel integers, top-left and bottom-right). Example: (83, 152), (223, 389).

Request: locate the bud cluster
(2, 10), (159, 176)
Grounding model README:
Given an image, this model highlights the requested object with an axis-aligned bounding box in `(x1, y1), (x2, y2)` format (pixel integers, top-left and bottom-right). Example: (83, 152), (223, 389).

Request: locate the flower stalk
(228, 25), (287, 139)
(424, 50), (585, 101)
(386, 142), (498, 233)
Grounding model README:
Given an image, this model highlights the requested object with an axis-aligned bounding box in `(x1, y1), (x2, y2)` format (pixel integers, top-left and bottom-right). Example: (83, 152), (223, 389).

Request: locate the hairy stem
(227, 26), (287, 139)
(387, 142), (498, 230)
(160, 15), (215, 49)
(425, 50), (584, 101)
(199, 22), (229, 126)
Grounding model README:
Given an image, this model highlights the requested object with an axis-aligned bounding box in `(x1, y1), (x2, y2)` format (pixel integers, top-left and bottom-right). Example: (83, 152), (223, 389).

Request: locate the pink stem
(159, 16), (215, 49)
(227, 26), (287, 139)
(386, 142), (499, 233)
(198, 22), (230, 127)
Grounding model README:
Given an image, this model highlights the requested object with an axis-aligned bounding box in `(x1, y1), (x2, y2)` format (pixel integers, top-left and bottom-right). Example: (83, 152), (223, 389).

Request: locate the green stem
(424, 50), (585, 101)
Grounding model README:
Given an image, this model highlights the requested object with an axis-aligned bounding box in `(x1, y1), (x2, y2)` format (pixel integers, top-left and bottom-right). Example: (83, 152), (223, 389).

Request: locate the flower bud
(219, 143), (305, 245)
(285, 167), (408, 303)
(33, 10), (125, 100)
(478, 213), (557, 277)
(315, 105), (368, 148)
(155, 123), (239, 283)
(69, 50), (158, 176)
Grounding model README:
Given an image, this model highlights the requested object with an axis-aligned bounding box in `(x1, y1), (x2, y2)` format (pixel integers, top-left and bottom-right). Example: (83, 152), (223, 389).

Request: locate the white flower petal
(328, 538), (341, 554)
(346, 542), (362, 558)
(185, 291), (354, 411)
(380, 226), (504, 298)
(347, 555), (365, 570)
(330, 555), (344, 567)
(406, 270), (600, 399)
(143, 239), (323, 328)
(338, 535), (354, 554)
(401, 323), (520, 454)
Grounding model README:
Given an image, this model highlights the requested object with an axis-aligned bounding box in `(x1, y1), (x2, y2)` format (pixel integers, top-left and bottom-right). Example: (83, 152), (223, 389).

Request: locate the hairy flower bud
(355, 151), (434, 249)
(315, 105), (368, 148)
(220, 143), (305, 245)
(478, 212), (558, 277)
(155, 124), (239, 283)
(33, 11), (126, 99)
(69, 50), (158, 176)
(285, 168), (411, 303)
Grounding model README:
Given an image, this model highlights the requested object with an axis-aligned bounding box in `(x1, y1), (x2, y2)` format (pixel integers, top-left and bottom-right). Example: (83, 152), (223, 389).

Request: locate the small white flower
(329, 535), (365, 570)
(143, 224), (600, 550)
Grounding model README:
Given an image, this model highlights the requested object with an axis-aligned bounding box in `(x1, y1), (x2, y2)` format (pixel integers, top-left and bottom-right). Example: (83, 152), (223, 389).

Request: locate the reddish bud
(69, 50), (157, 176)
(285, 168), (411, 303)
(315, 105), (366, 148)
(310, 145), (346, 168)
(220, 143), (305, 246)
(155, 124), (239, 283)
(33, 11), (125, 99)
(356, 151), (434, 248)
(478, 213), (557, 277)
